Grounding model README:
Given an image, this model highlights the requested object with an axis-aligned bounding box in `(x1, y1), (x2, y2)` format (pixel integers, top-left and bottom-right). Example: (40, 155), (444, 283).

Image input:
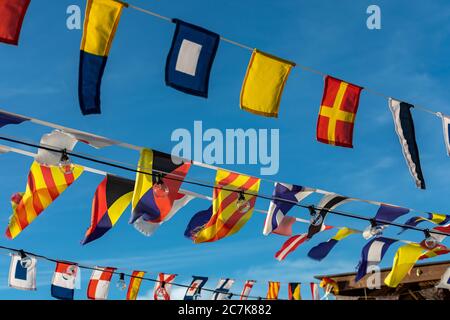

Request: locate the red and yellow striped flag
(6, 161), (83, 239)
(194, 169), (260, 243)
(266, 281), (280, 300)
(126, 271), (145, 300)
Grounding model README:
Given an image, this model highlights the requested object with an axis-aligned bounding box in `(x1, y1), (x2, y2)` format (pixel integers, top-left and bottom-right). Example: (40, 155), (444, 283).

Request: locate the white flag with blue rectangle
(8, 253), (37, 291)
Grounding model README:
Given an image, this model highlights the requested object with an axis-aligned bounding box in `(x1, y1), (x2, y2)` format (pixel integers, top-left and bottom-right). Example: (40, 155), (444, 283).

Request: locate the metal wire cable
(0, 245), (273, 300)
(0, 135), (448, 239)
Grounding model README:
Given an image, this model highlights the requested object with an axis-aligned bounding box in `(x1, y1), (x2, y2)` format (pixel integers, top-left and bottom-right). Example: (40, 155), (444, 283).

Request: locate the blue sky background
(0, 0), (449, 300)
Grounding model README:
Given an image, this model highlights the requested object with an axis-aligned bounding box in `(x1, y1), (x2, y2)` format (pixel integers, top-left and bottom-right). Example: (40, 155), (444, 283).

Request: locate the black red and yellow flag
(316, 76), (363, 148)
(82, 174), (134, 245)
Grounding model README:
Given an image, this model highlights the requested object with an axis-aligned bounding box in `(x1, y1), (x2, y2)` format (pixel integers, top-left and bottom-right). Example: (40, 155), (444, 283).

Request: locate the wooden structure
(314, 260), (450, 300)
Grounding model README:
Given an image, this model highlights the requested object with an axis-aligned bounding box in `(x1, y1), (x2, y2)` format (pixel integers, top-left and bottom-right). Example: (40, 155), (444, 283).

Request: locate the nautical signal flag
(81, 174), (134, 245)
(165, 19), (220, 97)
(384, 243), (424, 288)
(239, 280), (256, 300)
(126, 271), (145, 300)
(275, 233), (308, 261)
(184, 205), (213, 240)
(79, 0), (126, 115)
(184, 276), (208, 300)
(35, 130), (78, 167)
(419, 244), (450, 260)
(8, 253), (37, 291)
(320, 277), (339, 296)
(153, 273), (176, 300)
(437, 112), (450, 156)
(0, 110), (29, 128)
(87, 267), (116, 300)
(316, 76), (363, 148)
(134, 193), (194, 237)
(240, 49), (295, 118)
(355, 237), (397, 282)
(363, 204), (410, 239)
(400, 212), (450, 234)
(389, 98), (426, 189)
(212, 278), (234, 300)
(266, 281), (280, 300)
(51, 262), (78, 300)
(288, 283), (301, 300)
(263, 183), (314, 235)
(310, 283), (320, 300)
(6, 161), (83, 239)
(0, 0), (30, 45)
(308, 227), (358, 261)
(131, 148), (191, 225)
(193, 169), (260, 243)
(307, 193), (349, 239)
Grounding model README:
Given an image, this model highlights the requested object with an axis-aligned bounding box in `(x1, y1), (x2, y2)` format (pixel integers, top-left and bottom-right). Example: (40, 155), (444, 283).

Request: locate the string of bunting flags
(0, 125), (449, 289)
(1, 0), (450, 190)
(0, 245), (325, 300)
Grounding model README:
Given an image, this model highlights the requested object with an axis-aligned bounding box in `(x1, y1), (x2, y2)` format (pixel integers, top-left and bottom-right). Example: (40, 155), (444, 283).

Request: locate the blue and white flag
(211, 278), (234, 300)
(51, 262), (79, 300)
(8, 253), (37, 291)
(165, 19), (220, 98)
(184, 276), (208, 300)
(363, 204), (409, 239)
(263, 183), (314, 235)
(437, 112), (450, 156)
(389, 98), (426, 189)
(355, 237), (397, 282)
(436, 267), (450, 290)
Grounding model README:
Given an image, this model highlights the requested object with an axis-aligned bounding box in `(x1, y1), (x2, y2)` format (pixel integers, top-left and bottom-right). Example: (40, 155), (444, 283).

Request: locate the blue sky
(0, 0), (449, 300)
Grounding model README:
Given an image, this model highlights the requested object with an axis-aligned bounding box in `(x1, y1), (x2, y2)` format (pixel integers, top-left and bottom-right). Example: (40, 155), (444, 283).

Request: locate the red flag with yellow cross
(316, 76), (363, 148)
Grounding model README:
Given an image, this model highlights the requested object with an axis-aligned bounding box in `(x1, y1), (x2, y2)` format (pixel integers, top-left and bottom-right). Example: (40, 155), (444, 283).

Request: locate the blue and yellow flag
(288, 283), (301, 300)
(384, 243), (424, 288)
(79, 0), (125, 115)
(308, 227), (358, 261)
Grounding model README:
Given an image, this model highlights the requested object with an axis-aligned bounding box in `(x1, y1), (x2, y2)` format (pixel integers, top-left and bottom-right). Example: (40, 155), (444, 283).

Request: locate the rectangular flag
(81, 174), (135, 245)
(193, 169), (260, 243)
(0, 0), (30, 45)
(239, 280), (256, 300)
(8, 253), (37, 290)
(436, 267), (450, 290)
(308, 227), (358, 261)
(51, 262), (78, 300)
(240, 49), (295, 118)
(165, 19), (220, 97)
(363, 204), (410, 239)
(310, 283), (320, 300)
(184, 276), (208, 300)
(288, 283), (301, 300)
(212, 278), (234, 300)
(307, 193), (349, 239)
(153, 273), (176, 300)
(0, 110), (29, 128)
(275, 233), (309, 261)
(126, 271), (145, 300)
(263, 183), (314, 235)
(355, 237), (397, 282)
(266, 281), (280, 300)
(79, 0), (125, 115)
(419, 244), (450, 260)
(6, 161), (84, 239)
(437, 112), (450, 156)
(131, 148), (191, 224)
(87, 267), (116, 300)
(384, 243), (424, 288)
(316, 76), (363, 148)
(134, 193), (194, 236)
(399, 212), (449, 234)
(389, 98), (426, 189)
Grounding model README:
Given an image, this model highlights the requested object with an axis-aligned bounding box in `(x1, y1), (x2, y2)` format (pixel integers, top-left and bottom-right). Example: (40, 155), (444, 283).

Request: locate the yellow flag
(80, 0), (125, 56)
(384, 243), (424, 288)
(240, 49), (295, 118)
